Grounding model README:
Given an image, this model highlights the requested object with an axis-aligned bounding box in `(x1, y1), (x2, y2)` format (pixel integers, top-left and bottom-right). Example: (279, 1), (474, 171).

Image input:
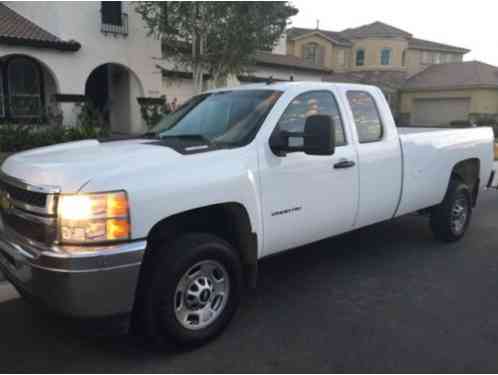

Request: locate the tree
(136, 2), (297, 93)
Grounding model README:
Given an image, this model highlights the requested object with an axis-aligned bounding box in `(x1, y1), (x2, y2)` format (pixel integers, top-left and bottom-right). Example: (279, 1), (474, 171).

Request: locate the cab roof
(205, 81), (378, 94)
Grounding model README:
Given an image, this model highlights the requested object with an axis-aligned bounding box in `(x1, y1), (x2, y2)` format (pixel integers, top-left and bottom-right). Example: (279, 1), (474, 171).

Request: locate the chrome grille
(0, 172), (60, 244)
(0, 179), (47, 207)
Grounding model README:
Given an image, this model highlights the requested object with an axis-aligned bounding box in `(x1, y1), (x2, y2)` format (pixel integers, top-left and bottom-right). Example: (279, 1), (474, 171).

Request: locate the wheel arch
(140, 202), (258, 289)
(450, 158), (480, 206)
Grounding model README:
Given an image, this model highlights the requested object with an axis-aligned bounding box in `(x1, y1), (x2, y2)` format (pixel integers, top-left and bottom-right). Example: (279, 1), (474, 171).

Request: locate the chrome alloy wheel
(450, 195), (469, 235)
(174, 260), (230, 330)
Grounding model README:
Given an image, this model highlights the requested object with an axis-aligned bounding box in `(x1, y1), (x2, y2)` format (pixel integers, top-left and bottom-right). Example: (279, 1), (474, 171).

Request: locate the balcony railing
(101, 13), (128, 36)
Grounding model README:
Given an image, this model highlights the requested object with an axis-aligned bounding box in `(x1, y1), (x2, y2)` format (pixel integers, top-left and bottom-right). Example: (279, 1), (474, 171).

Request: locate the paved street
(2, 190), (498, 372)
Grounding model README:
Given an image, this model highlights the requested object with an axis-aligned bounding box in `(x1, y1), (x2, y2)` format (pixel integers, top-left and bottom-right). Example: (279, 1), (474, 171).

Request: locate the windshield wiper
(159, 134), (211, 144)
(142, 131), (159, 138)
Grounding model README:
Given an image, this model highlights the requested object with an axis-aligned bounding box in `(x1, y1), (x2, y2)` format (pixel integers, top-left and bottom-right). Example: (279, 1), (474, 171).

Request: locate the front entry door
(259, 90), (359, 256)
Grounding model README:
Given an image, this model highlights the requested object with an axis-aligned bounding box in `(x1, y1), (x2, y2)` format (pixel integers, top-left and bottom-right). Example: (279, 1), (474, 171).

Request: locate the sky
(289, 0), (498, 66)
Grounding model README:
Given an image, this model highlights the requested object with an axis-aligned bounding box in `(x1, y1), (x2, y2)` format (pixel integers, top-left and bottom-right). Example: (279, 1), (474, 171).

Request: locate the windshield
(152, 90), (282, 147)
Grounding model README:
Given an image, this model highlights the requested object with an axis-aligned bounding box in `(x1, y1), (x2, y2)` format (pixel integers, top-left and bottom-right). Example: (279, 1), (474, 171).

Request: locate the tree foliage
(135, 2), (297, 91)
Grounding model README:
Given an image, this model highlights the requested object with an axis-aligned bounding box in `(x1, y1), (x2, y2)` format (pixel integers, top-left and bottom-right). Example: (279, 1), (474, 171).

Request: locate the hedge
(0, 124), (109, 154)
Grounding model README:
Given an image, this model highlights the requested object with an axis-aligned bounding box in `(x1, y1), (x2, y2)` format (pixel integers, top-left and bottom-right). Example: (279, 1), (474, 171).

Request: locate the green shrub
(0, 124), (110, 153)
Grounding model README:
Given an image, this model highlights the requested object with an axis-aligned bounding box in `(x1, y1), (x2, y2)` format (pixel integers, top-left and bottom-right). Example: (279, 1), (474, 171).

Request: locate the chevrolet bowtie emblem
(0, 190), (11, 211)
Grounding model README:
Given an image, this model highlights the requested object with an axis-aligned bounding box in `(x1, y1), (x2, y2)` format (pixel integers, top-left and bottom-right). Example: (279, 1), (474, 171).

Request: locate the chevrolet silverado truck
(0, 82), (495, 345)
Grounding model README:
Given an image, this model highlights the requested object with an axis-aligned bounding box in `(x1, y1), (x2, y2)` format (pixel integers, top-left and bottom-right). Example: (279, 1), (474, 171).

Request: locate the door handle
(334, 160), (356, 169)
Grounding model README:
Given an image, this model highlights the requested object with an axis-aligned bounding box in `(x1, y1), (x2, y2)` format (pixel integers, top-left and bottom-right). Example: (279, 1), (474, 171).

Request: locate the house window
(303, 42), (322, 65)
(422, 51), (432, 64)
(337, 49), (346, 67)
(101, 1), (128, 35)
(356, 49), (365, 66)
(102, 2), (122, 25)
(7, 57), (42, 118)
(433, 53), (441, 64)
(380, 48), (392, 65)
(402, 50), (407, 67)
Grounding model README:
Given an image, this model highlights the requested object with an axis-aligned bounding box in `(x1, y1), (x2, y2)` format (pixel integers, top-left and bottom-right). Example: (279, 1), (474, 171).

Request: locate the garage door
(413, 98), (470, 126)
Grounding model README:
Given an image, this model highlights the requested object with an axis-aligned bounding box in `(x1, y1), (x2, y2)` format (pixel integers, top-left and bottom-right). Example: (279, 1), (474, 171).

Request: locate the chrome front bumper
(0, 221), (146, 318)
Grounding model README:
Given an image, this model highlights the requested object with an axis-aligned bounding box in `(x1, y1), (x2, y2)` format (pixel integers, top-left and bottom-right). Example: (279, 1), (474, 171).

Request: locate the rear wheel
(430, 179), (472, 242)
(135, 233), (242, 346)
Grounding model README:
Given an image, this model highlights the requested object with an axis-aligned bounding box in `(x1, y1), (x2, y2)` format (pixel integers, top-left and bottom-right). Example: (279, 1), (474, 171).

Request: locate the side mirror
(270, 114), (336, 156)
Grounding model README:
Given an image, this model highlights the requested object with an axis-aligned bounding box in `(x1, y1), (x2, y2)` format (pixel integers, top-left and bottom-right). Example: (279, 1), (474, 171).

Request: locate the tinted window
(277, 91), (346, 146)
(347, 91), (383, 143)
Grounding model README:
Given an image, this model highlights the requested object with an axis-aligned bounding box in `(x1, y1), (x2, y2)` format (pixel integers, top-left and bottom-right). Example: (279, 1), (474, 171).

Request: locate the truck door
(259, 90), (359, 256)
(344, 89), (402, 228)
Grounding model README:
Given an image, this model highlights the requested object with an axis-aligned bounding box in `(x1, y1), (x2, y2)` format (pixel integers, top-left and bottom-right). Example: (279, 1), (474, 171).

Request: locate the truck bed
(395, 126), (495, 217)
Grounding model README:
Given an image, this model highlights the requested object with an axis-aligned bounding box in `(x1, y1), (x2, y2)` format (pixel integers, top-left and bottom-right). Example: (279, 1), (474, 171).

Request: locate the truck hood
(1, 139), (184, 193)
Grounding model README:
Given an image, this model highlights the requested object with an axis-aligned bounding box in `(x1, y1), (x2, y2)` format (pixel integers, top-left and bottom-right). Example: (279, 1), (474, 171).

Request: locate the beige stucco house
(287, 22), (468, 76)
(286, 21), (498, 127)
(400, 61), (498, 126)
(159, 48), (328, 105)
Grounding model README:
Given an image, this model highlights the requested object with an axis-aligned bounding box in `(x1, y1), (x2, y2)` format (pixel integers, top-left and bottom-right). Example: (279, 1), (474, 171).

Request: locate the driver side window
(277, 91), (346, 146)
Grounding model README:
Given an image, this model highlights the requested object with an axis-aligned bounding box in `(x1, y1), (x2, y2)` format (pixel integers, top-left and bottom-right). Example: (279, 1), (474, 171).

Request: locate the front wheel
(430, 179), (472, 242)
(136, 233), (243, 346)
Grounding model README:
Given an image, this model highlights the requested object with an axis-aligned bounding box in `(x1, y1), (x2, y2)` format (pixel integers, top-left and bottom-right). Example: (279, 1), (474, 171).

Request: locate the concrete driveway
(1, 189), (498, 372)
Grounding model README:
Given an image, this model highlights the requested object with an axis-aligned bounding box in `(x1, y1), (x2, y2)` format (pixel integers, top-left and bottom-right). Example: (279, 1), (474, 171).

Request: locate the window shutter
(102, 2), (122, 26)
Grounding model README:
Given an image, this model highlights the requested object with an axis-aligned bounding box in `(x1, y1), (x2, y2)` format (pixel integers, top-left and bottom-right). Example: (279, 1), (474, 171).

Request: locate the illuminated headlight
(58, 191), (130, 244)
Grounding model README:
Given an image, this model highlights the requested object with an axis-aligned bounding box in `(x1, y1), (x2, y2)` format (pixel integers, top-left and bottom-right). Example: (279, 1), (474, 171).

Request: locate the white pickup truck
(0, 82), (495, 345)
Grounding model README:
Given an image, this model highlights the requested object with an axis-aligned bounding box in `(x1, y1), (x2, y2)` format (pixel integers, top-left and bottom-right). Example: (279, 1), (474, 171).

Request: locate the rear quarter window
(347, 91), (384, 143)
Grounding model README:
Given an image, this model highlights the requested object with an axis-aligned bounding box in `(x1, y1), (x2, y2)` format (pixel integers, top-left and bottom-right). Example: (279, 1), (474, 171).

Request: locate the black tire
(430, 179), (472, 242)
(135, 233), (242, 347)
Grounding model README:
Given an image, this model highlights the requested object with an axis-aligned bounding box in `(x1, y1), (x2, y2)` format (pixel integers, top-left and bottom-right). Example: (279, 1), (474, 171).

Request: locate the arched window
(381, 48), (391, 65)
(356, 49), (365, 66)
(7, 57), (42, 118)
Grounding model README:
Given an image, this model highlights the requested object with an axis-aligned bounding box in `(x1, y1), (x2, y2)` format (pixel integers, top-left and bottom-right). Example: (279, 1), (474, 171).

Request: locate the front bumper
(0, 221), (146, 318)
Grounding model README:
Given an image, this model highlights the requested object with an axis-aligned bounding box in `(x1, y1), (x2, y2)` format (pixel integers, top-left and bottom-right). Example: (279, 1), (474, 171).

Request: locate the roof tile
(408, 38), (469, 53)
(253, 50), (331, 73)
(404, 61), (498, 90)
(0, 4), (80, 51)
(287, 21), (468, 54)
(287, 27), (352, 46)
(340, 21), (412, 39)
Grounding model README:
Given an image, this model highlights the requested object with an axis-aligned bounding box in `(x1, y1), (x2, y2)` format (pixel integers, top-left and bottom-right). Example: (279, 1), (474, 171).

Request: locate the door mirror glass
(303, 114), (336, 155)
(270, 114), (336, 156)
